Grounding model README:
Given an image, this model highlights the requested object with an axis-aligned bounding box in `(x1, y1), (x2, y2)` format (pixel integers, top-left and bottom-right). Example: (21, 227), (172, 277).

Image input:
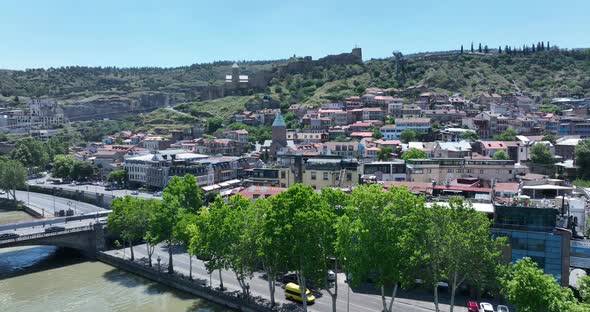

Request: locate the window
(281, 171), (286, 179)
(311, 172), (317, 180)
(427, 169), (432, 173)
(347, 173), (352, 181)
(448, 169), (453, 173)
(323, 172), (329, 180)
(480, 169), (484, 174)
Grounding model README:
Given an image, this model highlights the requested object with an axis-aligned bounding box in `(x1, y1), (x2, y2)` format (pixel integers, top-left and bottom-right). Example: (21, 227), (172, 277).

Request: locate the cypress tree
(498, 46), (502, 54)
(541, 41), (545, 50)
(478, 43), (482, 53)
(484, 45), (489, 53)
(461, 44), (464, 54)
(471, 42), (474, 52)
(547, 41), (550, 50)
(532, 44), (536, 53)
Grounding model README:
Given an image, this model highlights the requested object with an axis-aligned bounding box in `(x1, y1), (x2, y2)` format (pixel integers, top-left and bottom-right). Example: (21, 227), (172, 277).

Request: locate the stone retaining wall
(97, 252), (277, 312)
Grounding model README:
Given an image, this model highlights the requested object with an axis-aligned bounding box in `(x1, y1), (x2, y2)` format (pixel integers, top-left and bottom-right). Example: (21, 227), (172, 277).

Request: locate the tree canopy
(402, 147), (427, 160)
(400, 129), (418, 143)
(530, 143), (555, 164)
(492, 150), (510, 160)
(493, 127), (517, 141)
(576, 139), (590, 180)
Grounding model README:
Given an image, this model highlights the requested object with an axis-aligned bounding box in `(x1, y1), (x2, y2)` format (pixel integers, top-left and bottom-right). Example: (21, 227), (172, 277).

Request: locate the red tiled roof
(433, 185), (492, 193)
(350, 132), (374, 137)
(382, 181), (433, 195)
(238, 186), (286, 199)
(494, 182), (519, 193)
(480, 141), (508, 149)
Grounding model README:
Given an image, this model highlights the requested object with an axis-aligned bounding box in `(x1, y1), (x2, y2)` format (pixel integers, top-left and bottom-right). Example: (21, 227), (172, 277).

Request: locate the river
(0, 246), (232, 312)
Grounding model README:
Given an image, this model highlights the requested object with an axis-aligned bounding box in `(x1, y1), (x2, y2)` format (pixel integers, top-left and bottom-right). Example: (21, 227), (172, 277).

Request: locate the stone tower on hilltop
(270, 112), (287, 160)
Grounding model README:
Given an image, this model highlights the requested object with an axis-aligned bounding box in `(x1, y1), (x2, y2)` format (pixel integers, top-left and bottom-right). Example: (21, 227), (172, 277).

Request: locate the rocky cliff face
(62, 92), (170, 121)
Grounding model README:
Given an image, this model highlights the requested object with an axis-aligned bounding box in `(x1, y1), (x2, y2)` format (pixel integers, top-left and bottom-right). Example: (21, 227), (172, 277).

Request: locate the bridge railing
(0, 225), (94, 245)
(0, 210), (111, 232)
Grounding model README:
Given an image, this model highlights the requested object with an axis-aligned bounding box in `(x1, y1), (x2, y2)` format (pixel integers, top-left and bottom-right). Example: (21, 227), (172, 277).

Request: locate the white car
(479, 302), (494, 312)
(327, 270), (336, 281)
(497, 305), (509, 312)
(131, 190), (139, 195)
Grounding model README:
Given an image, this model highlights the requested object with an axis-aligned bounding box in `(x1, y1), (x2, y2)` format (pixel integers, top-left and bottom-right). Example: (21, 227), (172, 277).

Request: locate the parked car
(45, 226), (66, 233)
(0, 232), (20, 240)
(327, 270), (336, 281)
(497, 305), (510, 312)
(466, 301), (479, 312)
(36, 179), (45, 184)
(130, 190), (139, 195)
(479, 302), (494, 312)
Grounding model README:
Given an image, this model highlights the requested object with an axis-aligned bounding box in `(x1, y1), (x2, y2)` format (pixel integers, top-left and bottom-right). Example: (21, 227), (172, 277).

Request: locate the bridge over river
(0, 211), (111, 258)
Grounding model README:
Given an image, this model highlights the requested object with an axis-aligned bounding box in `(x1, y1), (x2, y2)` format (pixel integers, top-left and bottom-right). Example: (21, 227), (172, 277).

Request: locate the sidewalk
(102, 244), (499, 312)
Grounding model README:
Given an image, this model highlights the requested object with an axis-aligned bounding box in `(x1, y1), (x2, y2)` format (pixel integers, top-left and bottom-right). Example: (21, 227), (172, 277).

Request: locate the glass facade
(492, 229), (563, 283)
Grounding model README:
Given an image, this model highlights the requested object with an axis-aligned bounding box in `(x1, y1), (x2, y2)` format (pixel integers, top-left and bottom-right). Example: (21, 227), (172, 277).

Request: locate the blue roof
(272, 113), (286, 127)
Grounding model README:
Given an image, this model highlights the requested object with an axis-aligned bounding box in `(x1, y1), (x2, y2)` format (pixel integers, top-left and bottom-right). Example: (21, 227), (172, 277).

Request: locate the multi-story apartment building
(405, 158), (519, 185)
(320, 142), (359, 158)
(362, 108), (384, 121)
(558, 118), (590, 138)
(380, 118), (431, 139)
(361, 160), (406, 181)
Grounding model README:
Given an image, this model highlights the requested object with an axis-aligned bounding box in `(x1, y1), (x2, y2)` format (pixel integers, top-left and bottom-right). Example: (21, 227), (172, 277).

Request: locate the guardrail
(0, 225), (94, 245)
(0, 211), (111, 232)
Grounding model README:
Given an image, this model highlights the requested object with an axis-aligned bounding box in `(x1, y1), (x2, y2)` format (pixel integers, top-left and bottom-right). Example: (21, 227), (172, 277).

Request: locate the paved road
(0, 216), (106, 237)
(109, 244), (468, 312)
(13, 190), (105, 216)
(27, 177), (156, 200)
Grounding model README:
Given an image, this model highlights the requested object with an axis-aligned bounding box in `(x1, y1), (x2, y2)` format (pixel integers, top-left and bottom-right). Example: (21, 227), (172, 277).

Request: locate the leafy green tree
(107, 196), (149, 261)
(377, 146), (393, 161)
(206, 117), (224, 134)
(543, 132), (557, 143)
(493, 127), (517, 141)
(11, 137), (50, 169)
(499, 257), (580, 312)
(71, 159), (94, 180)
(460, 131), (480, 141)
(401, 147), (427, 160)
(372, 128), (383, 139)
(400, 129), (418, 143)
(0, 159), (27, 203)
(492, 150), (510, 160)
(149, 185), (183, 274)
(252, 197), (285, 306)
(337, 185), (427, 312)
(107, 169), (128, 185)
(268, 184), (334, 312)
(164, 174), (203, 212)
(200, 196), (232, 290)
(576, 139), (590, 180)
(225, 195), (259, 298)
(531, 143), (555, 164)
(174, 208), (201, 279)
(51, 155), (75, 179)
(439, 198), (506, 312)
(579, 275), (590, 304)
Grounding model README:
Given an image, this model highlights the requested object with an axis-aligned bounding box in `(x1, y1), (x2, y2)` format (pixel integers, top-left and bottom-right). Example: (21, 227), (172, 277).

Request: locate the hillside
(2, 49), (589, 125)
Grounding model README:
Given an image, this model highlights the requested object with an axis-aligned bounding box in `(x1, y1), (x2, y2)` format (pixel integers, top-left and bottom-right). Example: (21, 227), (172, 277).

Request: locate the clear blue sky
(1, 0), (588, 69)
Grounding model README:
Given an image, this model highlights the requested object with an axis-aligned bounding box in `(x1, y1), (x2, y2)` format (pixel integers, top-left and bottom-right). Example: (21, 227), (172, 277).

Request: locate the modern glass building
(491, 204), (571, 286)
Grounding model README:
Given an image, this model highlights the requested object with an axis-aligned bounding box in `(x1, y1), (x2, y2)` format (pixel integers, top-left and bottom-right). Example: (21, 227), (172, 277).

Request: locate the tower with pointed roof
(270, 112), (287, 160)
(231, 62), (240, 84)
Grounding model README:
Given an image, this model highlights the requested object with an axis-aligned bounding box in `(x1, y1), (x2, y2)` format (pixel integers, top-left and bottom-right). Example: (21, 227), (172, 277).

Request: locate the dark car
(45, 225), (66, 233)
(282, 273), (315, 289)
(0, 232), (19, 240)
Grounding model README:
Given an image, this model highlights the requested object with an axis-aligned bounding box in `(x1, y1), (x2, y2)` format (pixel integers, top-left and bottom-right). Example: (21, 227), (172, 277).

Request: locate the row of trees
(10, 136), (69, 169)
(109, 177), (507, 312)
(461, 41), (553, 55)
(51, 155), (94, 181)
